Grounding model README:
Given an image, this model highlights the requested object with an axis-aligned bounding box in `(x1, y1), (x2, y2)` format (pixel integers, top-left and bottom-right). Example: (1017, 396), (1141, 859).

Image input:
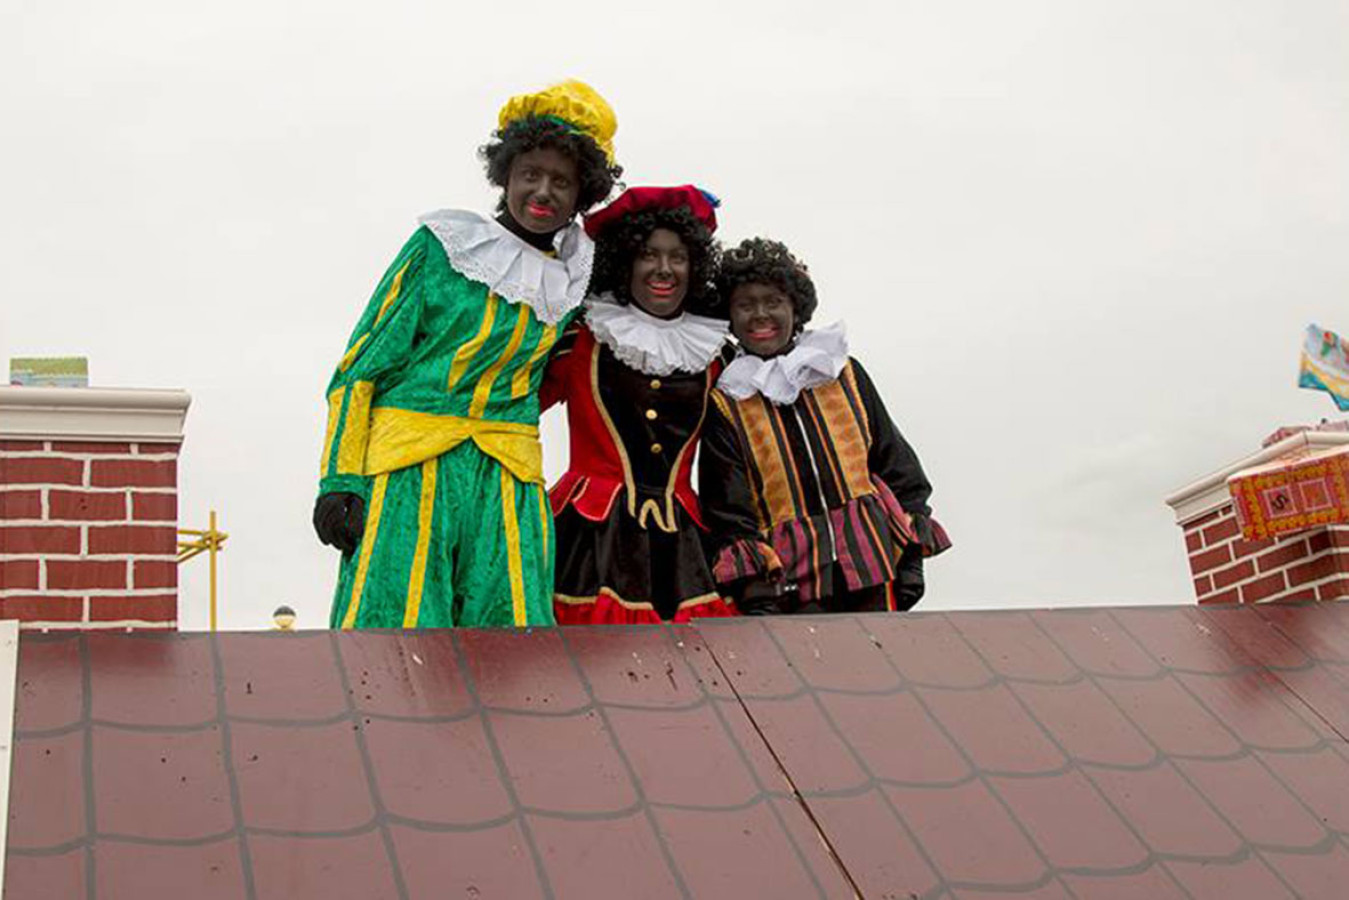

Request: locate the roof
(6, 602), (1349, 898)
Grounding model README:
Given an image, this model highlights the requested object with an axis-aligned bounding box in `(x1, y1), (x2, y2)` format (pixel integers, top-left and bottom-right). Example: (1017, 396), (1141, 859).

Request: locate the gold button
(650, 379), (661, 390)
(650, 443), (663, 454)
(645, 409), (658, 420)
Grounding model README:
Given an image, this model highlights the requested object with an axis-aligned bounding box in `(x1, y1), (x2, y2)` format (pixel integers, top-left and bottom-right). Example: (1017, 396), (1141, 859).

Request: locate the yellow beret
(497, 79), (617, 164)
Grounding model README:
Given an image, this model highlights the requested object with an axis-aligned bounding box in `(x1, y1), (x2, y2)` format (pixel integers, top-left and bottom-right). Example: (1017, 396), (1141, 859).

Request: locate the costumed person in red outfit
(700, 238), (950, 614)
(542, 185), (738, 623)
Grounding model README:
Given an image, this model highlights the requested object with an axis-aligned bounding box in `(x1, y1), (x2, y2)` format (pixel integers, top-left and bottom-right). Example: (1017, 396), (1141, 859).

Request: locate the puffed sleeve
(850, 357), (951, 559)
(317, 229), (431, 496)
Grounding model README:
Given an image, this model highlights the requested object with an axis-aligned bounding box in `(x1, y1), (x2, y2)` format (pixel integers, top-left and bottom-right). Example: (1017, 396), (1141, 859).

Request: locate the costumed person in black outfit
(541, 185), (738, 623)
(699, 238), (950, 614)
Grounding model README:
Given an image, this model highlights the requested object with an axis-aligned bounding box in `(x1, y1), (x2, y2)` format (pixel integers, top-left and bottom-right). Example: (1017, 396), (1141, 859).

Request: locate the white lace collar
(417, 209), (593, 325)
(718, 322), (849, 405)
(584, 294), (729, 376)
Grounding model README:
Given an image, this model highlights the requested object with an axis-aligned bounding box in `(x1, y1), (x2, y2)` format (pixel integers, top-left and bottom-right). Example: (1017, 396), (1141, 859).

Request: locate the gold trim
(448, 293), (499, 391)
(553, 587), (726, 613)
(342, 472), (389, 629)
(588, 340), (638, 516)
(648, 366), (714, 533)
(554, 586), (656, 611)
(501, 467), (528, 626)
(336, 381), (375, 475)
(512, 324), (558, 399)
(471, 304), (531, 418)
(402, 458), (438, 628)
(320, 387), (345, 475)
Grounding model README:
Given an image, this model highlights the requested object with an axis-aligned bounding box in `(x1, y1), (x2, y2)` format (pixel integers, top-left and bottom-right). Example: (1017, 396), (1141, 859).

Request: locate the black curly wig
(716, 237), (818, 334)
(591, 207), (722, 317)
(480, 116), (623, 213)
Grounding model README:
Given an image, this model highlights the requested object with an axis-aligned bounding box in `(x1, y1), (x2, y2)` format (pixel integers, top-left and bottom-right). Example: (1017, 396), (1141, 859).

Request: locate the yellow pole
(209, 509), (218, 632)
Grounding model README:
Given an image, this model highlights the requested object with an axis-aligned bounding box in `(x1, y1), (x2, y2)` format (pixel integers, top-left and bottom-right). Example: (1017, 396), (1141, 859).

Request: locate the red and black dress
(541, 298), (738, 623)
(699, 324), (950, 614)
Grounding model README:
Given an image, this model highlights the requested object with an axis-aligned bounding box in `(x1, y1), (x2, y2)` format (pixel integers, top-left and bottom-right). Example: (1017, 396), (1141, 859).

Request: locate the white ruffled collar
(584, 294), (729, 376)
(718, 322), (849, 405)
(417, 209), (593, 325)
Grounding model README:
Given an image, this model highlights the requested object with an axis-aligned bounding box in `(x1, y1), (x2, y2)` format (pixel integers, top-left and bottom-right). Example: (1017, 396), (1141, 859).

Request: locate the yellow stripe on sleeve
(500, 467), (527, 626)
(320, 387), (346, 475)
(511, 324), (558, 399)
(342, 472), (389, 630)
(338, 261), (411, 373)
(402, 458), (438, 628)
(470, 304), (531, 418)
(336, 381), (375, 475)
(375, 261), (411, 325)
(447, 294), (499, 391)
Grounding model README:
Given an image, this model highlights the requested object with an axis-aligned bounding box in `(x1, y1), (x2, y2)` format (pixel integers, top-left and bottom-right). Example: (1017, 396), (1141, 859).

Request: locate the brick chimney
(1166, 426), (1349, 604)
(0, 386), (190, 629)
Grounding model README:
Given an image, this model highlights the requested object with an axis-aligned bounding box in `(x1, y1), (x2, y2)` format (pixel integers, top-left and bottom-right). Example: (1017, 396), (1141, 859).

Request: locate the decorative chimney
(1166, 425), (1349, 603)
(0, 386), (190, 629)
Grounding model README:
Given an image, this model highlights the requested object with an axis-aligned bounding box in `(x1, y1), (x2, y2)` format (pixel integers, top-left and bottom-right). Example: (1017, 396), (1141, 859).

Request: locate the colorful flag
(1299, 324), (1349, 411)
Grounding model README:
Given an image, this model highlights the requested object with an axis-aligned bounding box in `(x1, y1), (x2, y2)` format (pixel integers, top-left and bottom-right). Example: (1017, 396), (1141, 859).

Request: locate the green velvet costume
(319, 209), (591, 628)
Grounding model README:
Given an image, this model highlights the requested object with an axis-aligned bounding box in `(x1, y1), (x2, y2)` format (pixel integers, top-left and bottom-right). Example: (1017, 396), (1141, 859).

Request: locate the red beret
(584, 185), (719, 239)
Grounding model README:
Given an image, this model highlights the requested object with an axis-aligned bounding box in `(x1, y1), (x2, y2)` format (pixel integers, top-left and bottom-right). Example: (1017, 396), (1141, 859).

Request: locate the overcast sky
(3, 0), (1347, 630)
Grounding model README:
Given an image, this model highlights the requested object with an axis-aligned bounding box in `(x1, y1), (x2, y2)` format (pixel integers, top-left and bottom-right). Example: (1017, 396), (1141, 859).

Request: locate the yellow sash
(364, 407), (543, 484)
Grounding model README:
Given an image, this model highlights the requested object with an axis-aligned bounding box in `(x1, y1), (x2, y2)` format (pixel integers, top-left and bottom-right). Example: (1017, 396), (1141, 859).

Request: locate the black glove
(736, 577), (786, 616)
(313, 492), (366, 555)
(894, 543), (925, 611)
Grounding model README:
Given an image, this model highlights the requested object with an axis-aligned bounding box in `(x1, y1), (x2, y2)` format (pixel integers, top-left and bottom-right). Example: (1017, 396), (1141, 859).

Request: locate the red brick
(1282, 588), (1317, 602)
(0, 441), (45, 451)
(0, 457), (83, 486)
(1330, 529), (1349, 549)
(1189, 544), (1233, 576)
(132, 492), (177, 522)
(1185, 531), (1202, 553)
(1199, 587), (1239, 605)
(48, 490), (126, 522)
(1309, 531), (1332, 553)
(134, 442), (181, 455)
(1212, 560), (1254, 590)
(133, 560), (177, 589)
(1202, 516), (1240, 545)
(0, 595), (83, 621)
(1288, 554), (1340, 588)
(87, 525), (176, 555)
(1319, 579), (1349, 601)
(0, 490), (42, 520)
(1233, 538), (1275, 559)
(50, 442), (132, 454)
(89, 460), (175, 488)
(1240, 572), (1288, 604)
(1187, 509), (1226, 529)
(88, 594), (176, 622)
(0, 560), (40, 590)
(0, 525), (80, 555)
(1257, 539), (1310, 573)
(1193, 575), (1213, 597)
(46, 559), (126, 590)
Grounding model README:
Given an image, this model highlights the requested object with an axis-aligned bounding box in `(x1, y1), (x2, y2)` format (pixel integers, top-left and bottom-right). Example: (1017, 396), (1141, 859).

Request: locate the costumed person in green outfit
(313, 80), (622, 629)
(699, 238), (950, 614)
